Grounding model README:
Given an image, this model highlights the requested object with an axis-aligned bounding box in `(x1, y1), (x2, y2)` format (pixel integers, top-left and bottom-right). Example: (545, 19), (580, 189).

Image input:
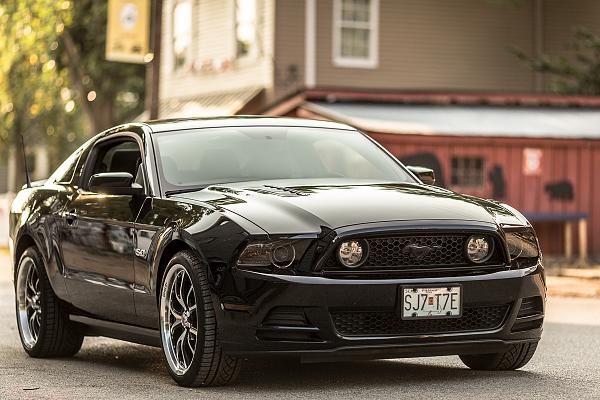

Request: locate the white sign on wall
(523, 148), (543, 176)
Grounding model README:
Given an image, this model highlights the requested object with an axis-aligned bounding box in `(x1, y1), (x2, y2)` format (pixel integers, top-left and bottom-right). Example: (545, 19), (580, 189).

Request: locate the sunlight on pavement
(545, 296), (600, 326)
(0, 248), (10, 283)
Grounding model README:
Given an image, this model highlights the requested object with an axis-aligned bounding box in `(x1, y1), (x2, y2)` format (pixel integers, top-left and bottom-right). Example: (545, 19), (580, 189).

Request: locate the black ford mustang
(9, 117), (545, 387)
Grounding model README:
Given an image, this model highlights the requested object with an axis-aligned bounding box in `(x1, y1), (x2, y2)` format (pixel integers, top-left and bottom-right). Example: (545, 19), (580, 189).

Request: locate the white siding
(160, 0), (275, 103)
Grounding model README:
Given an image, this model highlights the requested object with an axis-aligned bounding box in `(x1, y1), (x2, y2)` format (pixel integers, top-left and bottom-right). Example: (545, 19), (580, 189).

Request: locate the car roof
(141, 115), (355, 133)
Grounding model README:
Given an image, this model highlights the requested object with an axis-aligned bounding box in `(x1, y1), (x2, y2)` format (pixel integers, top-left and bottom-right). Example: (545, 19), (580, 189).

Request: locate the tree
(0, 0), (146, 191)
(57, 0), (146, 134)
(512, 28), (600, 95)
(0, 0), (81, 191)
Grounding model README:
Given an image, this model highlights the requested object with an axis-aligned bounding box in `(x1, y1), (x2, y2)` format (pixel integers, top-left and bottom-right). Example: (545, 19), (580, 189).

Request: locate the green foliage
(0, 0), (146, 176)
(0, 0), (82, 165)
(512, 28), (600, 95)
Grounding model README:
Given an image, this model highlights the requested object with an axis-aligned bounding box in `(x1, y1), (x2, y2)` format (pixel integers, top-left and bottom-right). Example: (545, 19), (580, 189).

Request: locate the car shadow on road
(69, 340), (542, 391)
(234, 358), (540, 390)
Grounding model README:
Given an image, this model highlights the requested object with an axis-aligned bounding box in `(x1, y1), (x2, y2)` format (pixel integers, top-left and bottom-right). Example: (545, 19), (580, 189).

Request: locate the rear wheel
(159, 250), (240, 387)
(15, 247), (84, 357)
(459, 342), (538, 370)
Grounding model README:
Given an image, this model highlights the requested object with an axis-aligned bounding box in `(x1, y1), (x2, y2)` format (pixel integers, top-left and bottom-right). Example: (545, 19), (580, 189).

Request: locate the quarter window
(48, 137), (95, 184)
(451, 157), (484, 188)
(333, 0), (379, 68)
(235, 0), (258, 59)
(172, 0), (192, 71)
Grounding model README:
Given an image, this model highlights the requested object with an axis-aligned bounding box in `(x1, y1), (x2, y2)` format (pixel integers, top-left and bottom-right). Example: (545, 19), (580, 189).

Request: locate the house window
(172, 0), (192, 71)
(235, 0), (258, 59)
(451, 157), (484, 187)
(333, 0), (379, 68)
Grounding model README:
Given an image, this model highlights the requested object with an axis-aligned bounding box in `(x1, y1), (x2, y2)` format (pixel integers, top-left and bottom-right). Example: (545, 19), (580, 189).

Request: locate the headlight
(505, 228), (539, 261)
(337, 240), (368, 268)
(236, 240), (309, 271)
(466, 235), (493, 263)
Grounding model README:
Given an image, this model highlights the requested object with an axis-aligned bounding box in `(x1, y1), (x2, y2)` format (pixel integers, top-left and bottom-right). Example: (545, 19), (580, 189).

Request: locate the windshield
(153, 126), (415, 192)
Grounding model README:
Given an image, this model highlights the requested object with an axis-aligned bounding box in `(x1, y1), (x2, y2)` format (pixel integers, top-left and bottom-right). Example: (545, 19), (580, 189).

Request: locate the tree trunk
(61, 30), (97, 135)
(93, 99), (115, 133)
(7, 117), (26, 193)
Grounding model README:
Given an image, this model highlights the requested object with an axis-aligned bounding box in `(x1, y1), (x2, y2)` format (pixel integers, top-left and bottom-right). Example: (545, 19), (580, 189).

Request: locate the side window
(48, 137), (95, 184)
(172, 0), (192, 71)
(235, 0), (258, 59)
(84, 139), (143, 191)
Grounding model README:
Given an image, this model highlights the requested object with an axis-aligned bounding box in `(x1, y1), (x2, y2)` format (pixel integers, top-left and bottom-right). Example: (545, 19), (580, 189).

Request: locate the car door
(59, 134), (145, 323)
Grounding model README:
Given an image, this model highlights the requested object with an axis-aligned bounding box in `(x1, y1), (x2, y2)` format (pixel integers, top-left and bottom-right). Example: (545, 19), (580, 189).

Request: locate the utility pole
(146, 0), (163, 120)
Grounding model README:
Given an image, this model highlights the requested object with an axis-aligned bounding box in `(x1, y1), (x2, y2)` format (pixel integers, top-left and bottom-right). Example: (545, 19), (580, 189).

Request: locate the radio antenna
(20, 134), (31, 188)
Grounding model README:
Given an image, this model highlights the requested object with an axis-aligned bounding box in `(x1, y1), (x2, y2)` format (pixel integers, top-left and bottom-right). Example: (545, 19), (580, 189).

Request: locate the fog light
(466, 235), (493, 263)
(337, 240), (368, 268)
(270, 244), (295, 269)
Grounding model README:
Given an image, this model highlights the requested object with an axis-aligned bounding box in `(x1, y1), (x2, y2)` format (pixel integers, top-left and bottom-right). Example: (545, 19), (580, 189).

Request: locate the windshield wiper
(165, 186), (208, 196)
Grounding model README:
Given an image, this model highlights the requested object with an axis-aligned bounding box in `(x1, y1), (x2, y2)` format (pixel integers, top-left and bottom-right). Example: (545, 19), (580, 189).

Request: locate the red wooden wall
(370, 132), (600, 258)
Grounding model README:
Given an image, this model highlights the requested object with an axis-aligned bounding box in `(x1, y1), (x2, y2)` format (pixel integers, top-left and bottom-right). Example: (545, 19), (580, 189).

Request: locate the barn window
(333, 0), (379, 68)
(451, 157), (484, 187)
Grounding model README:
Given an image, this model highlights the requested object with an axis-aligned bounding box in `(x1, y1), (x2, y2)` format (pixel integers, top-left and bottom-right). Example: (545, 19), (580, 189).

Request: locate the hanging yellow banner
(106, 0), (150, 63)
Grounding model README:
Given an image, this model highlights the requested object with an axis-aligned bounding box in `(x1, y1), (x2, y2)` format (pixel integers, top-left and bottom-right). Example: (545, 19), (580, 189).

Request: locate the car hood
(173, 181), (526, 235)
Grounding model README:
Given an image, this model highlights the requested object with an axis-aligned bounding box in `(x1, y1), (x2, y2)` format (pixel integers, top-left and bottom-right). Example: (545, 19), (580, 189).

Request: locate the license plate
(401, 286), (461, 319)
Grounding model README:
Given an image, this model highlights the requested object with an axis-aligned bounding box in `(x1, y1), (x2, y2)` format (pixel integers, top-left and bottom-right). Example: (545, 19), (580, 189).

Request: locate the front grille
(331, 305), (509, 337)
(367, 235), (466, 267)
(323, 233), (505, 275)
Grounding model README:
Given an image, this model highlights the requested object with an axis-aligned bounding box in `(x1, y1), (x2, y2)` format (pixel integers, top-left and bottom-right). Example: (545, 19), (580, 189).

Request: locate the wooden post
(578, 218), (588, 265)
(564, 221), (573, 261)
(146, 0), (163, 120)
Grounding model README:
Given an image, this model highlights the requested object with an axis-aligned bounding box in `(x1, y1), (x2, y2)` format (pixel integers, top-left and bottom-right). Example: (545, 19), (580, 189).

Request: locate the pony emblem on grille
(402, 244), (441, 259)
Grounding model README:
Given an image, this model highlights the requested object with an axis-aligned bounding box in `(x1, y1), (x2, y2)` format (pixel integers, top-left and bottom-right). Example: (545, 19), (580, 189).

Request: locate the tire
(459, 342), (538, 371)
(15, 247), (84, 358)
(159, 250), (241, 387)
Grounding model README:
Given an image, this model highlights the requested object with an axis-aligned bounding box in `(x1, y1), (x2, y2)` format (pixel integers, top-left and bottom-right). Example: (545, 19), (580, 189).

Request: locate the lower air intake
(331, 305), (509, 337)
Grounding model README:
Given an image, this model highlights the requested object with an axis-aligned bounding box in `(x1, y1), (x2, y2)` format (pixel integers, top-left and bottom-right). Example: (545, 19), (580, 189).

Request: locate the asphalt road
(1, 256), (599, 399)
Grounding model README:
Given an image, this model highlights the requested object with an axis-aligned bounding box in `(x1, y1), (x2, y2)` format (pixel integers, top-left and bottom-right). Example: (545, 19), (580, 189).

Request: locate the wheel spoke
(174, 272), (186, 309)
(186, 284), (194, 305)
(175, 330), (187, 367)
(28, 311), (39, 340)
(27, 269), (35, 293)
(169, 301), (182, 320)
(170, 319), (182, 334)
(186, 330), (195, 355)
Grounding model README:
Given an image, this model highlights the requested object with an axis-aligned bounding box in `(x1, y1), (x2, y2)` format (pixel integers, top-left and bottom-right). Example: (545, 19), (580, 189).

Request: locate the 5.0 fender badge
(134, 248), (147, 258)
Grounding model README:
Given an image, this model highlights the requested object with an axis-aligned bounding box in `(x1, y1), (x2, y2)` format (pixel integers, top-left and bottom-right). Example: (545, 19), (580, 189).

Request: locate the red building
(266, 89), (600, 262)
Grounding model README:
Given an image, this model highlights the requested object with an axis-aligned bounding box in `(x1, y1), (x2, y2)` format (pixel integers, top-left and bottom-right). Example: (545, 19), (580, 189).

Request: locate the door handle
(64, 210), (77, 226)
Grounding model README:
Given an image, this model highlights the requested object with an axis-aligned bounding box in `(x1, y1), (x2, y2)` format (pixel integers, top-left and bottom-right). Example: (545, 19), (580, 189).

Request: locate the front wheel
(459, 342), (538, 371)
(159, 250), (240, 387)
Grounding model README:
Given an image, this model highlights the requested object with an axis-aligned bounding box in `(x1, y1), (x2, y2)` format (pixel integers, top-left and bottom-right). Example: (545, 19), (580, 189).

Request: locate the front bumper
(216, 263), (546, 361)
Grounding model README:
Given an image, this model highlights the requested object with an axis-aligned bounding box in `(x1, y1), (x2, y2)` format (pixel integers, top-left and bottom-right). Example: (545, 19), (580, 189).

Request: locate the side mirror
(89, 172), (144, 196)
(406, 166), (436, 185)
